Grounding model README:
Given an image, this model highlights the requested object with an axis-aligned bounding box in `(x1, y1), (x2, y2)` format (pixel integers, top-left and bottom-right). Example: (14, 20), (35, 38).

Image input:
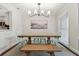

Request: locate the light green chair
(31, 37), (40, 44)
(40, 37), (47, 44)
(50, 37), (59, 46)
(31, 37), (47, 44)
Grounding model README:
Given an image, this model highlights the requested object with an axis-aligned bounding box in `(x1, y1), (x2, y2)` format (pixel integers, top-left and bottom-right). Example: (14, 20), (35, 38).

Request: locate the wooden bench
(21, 44), (61, 56)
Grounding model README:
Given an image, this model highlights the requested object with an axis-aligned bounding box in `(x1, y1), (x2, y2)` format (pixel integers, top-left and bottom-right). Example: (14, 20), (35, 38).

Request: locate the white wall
(57, 3), (79, 51)
(21, 12), (58, 35)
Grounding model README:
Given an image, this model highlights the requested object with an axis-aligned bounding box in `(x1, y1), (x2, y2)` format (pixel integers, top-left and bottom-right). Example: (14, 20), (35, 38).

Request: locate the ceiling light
(27, 3), (51, 17)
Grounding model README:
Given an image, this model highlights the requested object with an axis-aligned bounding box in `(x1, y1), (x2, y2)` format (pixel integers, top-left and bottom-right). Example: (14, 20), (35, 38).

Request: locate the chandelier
(27, 3), (51, 17)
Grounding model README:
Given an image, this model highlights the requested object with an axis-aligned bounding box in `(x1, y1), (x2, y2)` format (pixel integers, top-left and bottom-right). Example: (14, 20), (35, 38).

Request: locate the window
(58, 13), (69, 45)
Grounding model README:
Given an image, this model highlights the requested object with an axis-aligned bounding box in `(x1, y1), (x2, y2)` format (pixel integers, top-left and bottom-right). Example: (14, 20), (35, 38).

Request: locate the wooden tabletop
(18, 35), (61, 38)
(18, 34), (61, 37)
(21, 44), (61, 52)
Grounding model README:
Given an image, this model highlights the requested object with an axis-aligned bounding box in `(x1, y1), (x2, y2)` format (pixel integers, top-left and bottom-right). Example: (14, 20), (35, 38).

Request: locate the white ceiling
(0, 4), (9, 16)
(11, 3), (66, 15)
(0, 5), (8, 12)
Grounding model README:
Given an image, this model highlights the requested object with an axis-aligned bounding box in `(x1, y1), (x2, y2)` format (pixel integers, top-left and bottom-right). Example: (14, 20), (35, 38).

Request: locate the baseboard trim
(59, 42), (79, 56)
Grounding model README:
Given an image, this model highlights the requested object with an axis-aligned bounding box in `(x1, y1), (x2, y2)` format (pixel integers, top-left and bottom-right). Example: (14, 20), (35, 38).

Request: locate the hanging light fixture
(28, 3), (51, 17)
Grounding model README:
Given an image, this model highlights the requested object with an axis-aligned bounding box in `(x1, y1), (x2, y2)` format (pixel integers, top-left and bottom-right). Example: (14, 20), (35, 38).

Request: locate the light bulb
(47, 10), (50, 16)
(28, 10), (31, 16)
(41, 10), (44, 15)
(34, 9), (37, 14)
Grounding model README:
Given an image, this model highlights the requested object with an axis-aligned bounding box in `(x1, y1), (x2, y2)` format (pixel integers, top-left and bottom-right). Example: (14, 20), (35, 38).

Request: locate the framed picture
(31, 20), (48, 29)
(0, 6), (11, 30)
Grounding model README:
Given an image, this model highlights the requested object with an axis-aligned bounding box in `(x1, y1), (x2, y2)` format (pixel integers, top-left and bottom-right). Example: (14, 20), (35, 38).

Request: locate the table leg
(47, 37), (50, 44)
(48, 52), (55, 56)
(50, 52), (55, 56)
(25, 52), (30, 56)
(28, 37), (31, 44)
